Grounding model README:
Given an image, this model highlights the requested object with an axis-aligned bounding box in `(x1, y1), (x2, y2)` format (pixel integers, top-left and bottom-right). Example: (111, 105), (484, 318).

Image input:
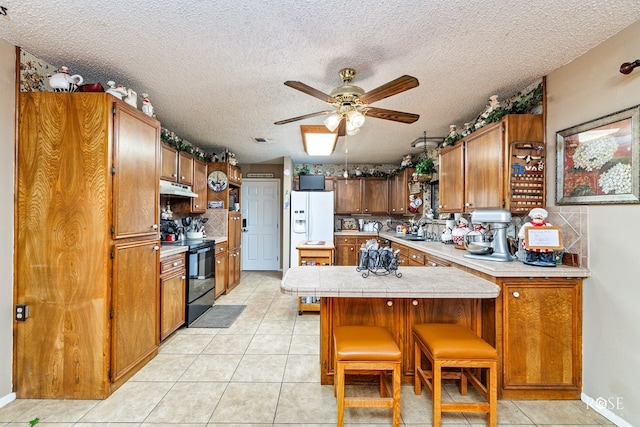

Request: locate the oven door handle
(193, 247), (212, 254)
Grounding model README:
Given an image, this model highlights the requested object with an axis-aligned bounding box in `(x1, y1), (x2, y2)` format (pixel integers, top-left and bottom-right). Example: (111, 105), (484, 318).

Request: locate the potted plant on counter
(414, 157), (437, 182)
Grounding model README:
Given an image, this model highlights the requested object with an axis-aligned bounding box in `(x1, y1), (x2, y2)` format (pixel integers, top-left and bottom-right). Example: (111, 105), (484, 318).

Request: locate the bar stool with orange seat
(333, 325), (402, 427)
(413, 323), (498, 427)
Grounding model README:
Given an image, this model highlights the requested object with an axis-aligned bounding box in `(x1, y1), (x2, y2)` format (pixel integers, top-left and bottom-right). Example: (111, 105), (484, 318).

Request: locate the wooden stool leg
(460, 368), (468, 395)
(379, 371), (387, 397)
(414, 340), (422, 394)
(336, 362), (345, 427)
(488, 361), (497, 427)
(392, 363), (401, 427)
(432, 360), (442, 427)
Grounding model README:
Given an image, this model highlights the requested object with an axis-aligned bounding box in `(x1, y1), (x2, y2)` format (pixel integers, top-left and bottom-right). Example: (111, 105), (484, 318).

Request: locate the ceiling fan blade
(274, 110), (334, 125)
(358, 75), (419, 105)
(284, 81), (337, 104)
(364, 107), (420, 124)
(337, 118), (346, 136)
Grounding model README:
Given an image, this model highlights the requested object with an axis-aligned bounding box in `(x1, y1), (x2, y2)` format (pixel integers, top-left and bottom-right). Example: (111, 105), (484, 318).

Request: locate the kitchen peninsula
(281, 232), (589, 400)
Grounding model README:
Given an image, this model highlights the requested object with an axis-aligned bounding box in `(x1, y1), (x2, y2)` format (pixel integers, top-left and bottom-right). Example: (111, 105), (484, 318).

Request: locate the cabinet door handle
(172, 261), (179, 267)
(386, 300), (393, 307)
(465, 202), (471, 207)
(412, 299), (418, 306)
(513, 291), (520, 298)
(153, 246), (159, 251)
(431, 262), (437, 267)
(350, 247), (354, 251)
(152, 224), (158, 229)
(181, 275), (186, 280)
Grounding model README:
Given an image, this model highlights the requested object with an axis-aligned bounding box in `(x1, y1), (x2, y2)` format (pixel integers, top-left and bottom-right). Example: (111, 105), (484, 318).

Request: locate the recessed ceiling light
(301, 125), (338, 156)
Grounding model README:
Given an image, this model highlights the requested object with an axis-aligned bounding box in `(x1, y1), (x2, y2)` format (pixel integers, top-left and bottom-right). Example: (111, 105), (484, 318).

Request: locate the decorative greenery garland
(442, 82), (543, 147)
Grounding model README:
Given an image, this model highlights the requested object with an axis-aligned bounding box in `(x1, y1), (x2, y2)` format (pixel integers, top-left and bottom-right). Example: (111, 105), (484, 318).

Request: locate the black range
(162, 239), (216, 326)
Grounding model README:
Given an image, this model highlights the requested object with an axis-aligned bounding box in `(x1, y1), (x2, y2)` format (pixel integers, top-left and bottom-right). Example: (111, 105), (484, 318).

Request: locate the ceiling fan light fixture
(301, 125), (338, 156)
(347, 110), (365, 128)
(345, 119), (360, 135)
(324, 113), (342, 132)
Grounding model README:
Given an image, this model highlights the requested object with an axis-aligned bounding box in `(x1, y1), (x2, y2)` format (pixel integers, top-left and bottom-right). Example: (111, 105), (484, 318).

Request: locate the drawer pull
(386, 300), (393, 307)
(172, 261), (179, 267)
(412, 300), (418, 306)
(513, 291), (520, 298)
(431, 262), (437, 267)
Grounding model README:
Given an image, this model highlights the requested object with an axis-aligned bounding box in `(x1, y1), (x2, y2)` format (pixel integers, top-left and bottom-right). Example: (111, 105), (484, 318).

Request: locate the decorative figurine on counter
(105, 81), (128, 100)
(451, 217), (470, 246)
(518, 208), (556, 266)
(141, 93), (155, 117)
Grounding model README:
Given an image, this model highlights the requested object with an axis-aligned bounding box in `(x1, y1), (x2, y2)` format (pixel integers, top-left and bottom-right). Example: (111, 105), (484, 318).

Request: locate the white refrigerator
(290, 190), (335, 267)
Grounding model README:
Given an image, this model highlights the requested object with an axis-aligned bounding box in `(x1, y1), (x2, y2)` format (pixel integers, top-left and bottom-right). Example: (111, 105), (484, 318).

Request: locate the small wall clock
(207, 170), (228, 192)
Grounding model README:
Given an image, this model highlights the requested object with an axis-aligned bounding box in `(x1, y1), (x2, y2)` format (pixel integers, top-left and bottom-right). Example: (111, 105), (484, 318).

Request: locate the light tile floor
(0, 271), (615, 426)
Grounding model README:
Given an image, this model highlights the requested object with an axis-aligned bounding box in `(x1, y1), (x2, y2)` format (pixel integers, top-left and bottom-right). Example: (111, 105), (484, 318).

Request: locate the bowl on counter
(186, 231), (204, 239)
(466, 242), (494, 255)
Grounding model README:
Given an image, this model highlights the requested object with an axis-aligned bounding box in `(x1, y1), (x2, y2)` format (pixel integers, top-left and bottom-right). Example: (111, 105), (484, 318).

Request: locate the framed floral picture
(556, 105), (639, 204)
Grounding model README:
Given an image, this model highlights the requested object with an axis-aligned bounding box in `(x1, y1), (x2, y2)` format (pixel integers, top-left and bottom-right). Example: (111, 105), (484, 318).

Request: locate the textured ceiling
(2, 1), (639, 165)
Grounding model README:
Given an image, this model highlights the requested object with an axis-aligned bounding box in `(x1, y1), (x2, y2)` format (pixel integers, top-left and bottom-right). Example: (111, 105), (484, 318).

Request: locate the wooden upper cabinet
(178, 151), (194, 185)
(334, 178), (362, 214)
(160, 144), (178, 181)
(113, 102), (160, 239)
(361, 178), (389, 214)
(439, 114), (543, 213)
(389, 168), (414, 215)
(160, 143), (194, 186)
(191, 158), (207, 213)
(464, 123), (505, 210)
(439, 143), (464, 213)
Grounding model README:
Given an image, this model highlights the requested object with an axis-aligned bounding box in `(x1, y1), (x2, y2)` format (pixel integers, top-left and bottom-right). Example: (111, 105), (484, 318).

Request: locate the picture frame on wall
(556, 105), (640, 204)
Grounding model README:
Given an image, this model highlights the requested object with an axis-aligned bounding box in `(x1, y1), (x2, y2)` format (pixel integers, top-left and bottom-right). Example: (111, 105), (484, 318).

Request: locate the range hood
(159, 180), (198, 198)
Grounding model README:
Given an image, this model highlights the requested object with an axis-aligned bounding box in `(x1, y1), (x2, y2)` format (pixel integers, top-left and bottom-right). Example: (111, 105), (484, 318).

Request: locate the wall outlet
(15, 304), (29, 321)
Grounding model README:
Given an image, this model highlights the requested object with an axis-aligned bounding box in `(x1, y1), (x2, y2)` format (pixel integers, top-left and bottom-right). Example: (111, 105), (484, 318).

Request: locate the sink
(401, 235), (427, 241)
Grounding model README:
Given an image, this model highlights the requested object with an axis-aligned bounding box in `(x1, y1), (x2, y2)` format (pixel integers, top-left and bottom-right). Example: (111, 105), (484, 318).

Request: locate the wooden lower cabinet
(494, 277), (582, 399)
(159, 253), (186, 341)
(112, 240), (160, 384)
(320, 276), (583, 399)
(334, 235), (382, 266)
(214, 241), (228, 297)
(335, 237), (358, 265)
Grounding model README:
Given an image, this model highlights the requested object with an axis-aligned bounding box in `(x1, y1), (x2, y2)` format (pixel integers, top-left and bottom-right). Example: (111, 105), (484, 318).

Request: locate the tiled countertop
(334, 231), (590, 278)
(281, 266), (500, 298)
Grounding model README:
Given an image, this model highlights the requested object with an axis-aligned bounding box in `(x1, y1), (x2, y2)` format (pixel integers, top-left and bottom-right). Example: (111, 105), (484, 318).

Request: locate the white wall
(0, 38), (16, 406)
(546, 20), (640, 426)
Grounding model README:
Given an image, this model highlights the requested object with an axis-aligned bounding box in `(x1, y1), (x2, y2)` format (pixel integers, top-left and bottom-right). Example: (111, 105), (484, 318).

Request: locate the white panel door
(241, 179), (280, 271)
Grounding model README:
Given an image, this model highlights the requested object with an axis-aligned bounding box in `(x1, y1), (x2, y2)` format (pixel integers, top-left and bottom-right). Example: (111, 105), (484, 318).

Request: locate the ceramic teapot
(48, 66), (83, 92)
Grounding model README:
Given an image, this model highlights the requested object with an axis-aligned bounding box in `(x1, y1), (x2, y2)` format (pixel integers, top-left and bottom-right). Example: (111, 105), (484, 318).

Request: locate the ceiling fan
(274, 68), (420, 136)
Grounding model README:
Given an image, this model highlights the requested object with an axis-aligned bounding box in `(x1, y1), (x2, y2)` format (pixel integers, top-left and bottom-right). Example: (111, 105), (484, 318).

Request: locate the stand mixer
(463, 209), (513, 262)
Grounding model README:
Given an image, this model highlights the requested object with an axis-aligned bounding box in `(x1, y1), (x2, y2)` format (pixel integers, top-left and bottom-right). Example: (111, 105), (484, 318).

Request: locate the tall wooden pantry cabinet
(15, 92), (161, 399)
